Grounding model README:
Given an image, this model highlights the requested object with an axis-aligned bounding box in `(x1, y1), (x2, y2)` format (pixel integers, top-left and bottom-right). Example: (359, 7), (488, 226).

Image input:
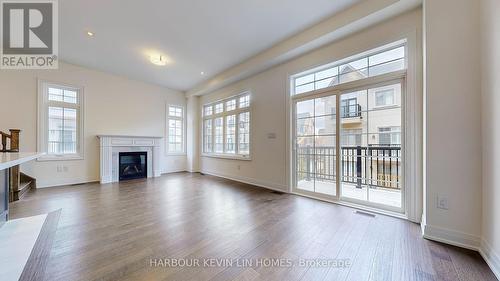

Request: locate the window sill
(201, 154), (251, 161)
(37, 154), (84, 162)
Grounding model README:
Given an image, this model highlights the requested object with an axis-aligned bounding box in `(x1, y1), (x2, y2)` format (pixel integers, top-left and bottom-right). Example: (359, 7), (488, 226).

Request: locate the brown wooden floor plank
(6, 172), (496, 281)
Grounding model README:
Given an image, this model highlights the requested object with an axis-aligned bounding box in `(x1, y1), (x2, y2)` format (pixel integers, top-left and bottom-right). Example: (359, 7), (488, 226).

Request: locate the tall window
(167, 105), (184, 154)
(38, 81), (84, 160)
(203, 92), (251, 158)
(291, 40), (407, 211)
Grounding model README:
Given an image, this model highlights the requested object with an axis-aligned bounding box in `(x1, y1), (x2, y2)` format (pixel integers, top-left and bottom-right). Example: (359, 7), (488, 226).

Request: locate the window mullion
(211, 118), (215, 153)
(235, 113), (240, 155)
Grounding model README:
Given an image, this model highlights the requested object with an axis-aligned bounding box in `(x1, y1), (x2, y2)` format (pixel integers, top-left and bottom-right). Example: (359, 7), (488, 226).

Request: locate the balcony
(297, 145), (402, 207)
(341, 104), (362, 118)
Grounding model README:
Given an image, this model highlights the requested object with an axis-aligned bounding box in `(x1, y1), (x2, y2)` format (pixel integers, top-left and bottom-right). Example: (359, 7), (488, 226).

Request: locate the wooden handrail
(0, 129), (20, 152)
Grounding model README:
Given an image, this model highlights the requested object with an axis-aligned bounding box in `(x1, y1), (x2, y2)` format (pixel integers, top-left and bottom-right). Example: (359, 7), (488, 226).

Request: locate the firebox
(118, 152), (147, 181)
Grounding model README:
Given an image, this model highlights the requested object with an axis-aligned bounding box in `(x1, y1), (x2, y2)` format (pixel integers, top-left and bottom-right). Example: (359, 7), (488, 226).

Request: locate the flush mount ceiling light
(200, 71), (205, 75)
(150, 55), (168, 66)
(86, 31), (94, 37)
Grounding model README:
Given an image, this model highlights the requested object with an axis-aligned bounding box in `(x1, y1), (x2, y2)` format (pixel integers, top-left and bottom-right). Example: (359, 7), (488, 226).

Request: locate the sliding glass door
(295, 94), (337, 196)
(293, 80), (404, 213)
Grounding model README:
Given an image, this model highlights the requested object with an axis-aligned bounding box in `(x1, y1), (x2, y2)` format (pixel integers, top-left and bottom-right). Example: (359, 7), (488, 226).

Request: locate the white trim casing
(202, 91), (252, 159)
(37, 79), (85, 161)
(200, 170), (287, 193)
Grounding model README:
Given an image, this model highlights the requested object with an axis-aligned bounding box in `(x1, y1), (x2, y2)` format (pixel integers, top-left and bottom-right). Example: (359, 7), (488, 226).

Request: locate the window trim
(37, 79), (85, 161)
(166, 104), (186, 156)
(201, 91), (252, 160)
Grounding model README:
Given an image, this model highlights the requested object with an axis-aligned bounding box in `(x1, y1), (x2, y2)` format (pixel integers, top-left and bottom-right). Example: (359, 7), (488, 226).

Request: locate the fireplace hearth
(119, 152), (147, 181)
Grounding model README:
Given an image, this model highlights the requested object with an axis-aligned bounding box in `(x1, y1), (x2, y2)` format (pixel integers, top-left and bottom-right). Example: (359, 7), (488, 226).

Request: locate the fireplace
(119, 152), (147, 181)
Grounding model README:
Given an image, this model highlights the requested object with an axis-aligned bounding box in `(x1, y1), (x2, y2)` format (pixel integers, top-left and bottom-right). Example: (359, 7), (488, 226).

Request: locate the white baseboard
(38, 170), (188, 188)
(421, 223), (481, 250)
(480, 238), (500, 280)
(200, 170), (288, 193)
(37, 178), (99, 188)
(161, 169), (188, 174)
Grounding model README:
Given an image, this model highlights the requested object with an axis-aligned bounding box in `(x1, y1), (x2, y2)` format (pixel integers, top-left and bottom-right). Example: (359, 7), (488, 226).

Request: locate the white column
(153, 139), (162, 177)
(99, 136), (113, 184)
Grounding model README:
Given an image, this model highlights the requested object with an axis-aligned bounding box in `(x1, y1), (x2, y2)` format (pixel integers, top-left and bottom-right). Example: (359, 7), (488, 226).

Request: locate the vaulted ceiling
(59, 0), (363, 91)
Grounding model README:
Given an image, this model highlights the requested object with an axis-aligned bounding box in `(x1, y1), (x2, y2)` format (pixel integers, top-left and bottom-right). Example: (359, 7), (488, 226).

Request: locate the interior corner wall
(186, 95), (200, 172)
(423, 0), (482, 248)
(480, 0), (500, 277)
(0, 62), (187, 188)
(197, 9), (422, 193)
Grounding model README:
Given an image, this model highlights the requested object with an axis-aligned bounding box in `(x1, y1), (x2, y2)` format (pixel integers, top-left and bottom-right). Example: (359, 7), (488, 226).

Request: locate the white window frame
(166, 104), (186, 155)
(288, 37), (422, 222)
(202, 92), (251, 160)
(37, 80), (84, 161)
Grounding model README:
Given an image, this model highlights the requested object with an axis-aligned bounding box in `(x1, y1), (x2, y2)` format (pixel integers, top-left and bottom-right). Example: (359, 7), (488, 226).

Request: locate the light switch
(267, 133), (276, 139)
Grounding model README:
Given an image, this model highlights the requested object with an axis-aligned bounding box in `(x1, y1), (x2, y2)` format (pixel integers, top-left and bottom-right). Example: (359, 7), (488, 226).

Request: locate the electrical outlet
(437, 195), (449, 210)
(237, 165), (241, 170)
(57, 165), (63, 172)
(63, 166), (68, 172)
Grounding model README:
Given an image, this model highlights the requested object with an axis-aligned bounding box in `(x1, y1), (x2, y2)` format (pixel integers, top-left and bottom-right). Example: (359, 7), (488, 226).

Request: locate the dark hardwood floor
(9, 172), (497, 281)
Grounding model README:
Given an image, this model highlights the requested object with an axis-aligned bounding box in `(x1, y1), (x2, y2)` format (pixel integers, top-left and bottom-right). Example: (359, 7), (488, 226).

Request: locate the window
(203, 119), (213, 153)
(215, 103), (224, 114)
(226, 99), (236, 111)
(214, 117), (224, 153)
(375, 89), (395, 107)
(342, 129), (362, 146)
(292, 41), (406, 95)
(167, 105), (184, 154)
(38, 81), (84, 160)
(204, 105), (213, 116)
(203, 92), (251, 158)
(378, 126), (401, 145)
(238, 112), (250, 154)
(225, 115), (236, 153)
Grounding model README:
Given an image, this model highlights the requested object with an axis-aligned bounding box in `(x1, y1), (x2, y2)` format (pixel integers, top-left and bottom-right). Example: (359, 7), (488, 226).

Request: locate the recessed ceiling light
(200, 71), (205, 75)
(150, 55), (167, 66)
(86, 31), (94, 37)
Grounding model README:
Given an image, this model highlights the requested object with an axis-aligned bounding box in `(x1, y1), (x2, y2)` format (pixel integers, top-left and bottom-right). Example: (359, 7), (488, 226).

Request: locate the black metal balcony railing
(297, 145), (401, 190)
(341, 104), (362, 118)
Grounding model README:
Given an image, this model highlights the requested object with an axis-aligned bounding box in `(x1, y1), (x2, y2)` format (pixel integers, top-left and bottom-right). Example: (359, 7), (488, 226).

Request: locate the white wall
(422, 0), (482, 248)
(480, 0), (500, 276)
(0, 62), (186, 187)
(186, 95), (200, 172)
(198, 9), (422, 195)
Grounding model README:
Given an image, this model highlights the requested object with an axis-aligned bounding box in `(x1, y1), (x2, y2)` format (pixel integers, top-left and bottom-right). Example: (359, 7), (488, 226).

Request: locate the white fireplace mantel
(97, 135), (162, 184)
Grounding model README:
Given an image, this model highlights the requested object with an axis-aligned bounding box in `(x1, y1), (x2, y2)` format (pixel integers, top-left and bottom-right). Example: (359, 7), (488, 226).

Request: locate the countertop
(0, 152), (45, 170)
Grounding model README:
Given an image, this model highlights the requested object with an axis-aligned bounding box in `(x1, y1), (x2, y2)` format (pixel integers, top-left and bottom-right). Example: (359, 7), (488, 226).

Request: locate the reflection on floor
(0, 214), (47, 281)
(297, 180), (401, 207)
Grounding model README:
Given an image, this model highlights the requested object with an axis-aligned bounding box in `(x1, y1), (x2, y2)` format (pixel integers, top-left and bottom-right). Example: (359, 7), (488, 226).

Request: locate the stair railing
(0, 129), (20, 152)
